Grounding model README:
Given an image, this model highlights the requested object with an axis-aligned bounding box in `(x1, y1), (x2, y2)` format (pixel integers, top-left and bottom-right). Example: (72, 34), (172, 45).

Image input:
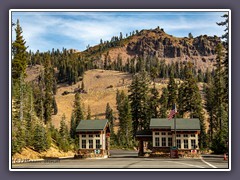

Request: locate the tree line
(12, 14), (228, 155)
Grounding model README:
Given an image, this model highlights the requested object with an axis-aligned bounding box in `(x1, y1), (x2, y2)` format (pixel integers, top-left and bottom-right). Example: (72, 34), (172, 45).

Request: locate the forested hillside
(11, 14), (229, 157)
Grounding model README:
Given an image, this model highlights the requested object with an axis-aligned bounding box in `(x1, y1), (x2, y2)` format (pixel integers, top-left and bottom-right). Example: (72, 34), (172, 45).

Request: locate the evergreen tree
(179, 62), (207, 147)
(33, 122), (48, 152)
(167, 72), (178, 108)
(72, 92), (84, 145)
(87, 105), (91, 119)
(43, 55), (54, 124)
(105, 103), (114, 138)
(149, 87), (160, 118)
(210, 43), (228, 149)
(59, 114), (70, 152)
(204, 83), (215, 143)
(179, 62), (201, 116)
(159, 88), (169, 118)
(70, 113), (76, 139)
(12, 120), (26, 154)
(74, 92), (84, 128)
(81, 80), (85, 90)
(12, 19), (28, 80)
(217, 14), (229, 105)
(188, 32), (193, 38)
(129, 71), (150, 136)
(213, 43), (226, 130)
(117, 92), (133, 147)
(52, 96), (58, 115)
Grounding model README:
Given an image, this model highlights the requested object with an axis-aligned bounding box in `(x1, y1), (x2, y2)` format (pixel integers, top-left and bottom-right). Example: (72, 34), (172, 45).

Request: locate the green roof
(150, 118), (200, 131)
(76, 119), (108, 132)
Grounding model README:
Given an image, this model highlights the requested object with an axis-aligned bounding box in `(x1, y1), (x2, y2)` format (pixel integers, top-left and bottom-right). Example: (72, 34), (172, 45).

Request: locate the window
(168, 132), (172, 135)
(184, 139), (188, 149)
(184, 134), (188, 137)
(89, 139), (93, 149)
(176, 134), (181, 137)
(96, 139), (101, 149)
(162, 137), (166, 147)
(89, 134), (93, 138)
(95, 134), (100, 138)
(82, 134), (86, 138)
(155, 132), (159, 135)
(82, 139), (86, 149)
(191, 134), (195, 137)
(177, 139), (181, 149)
(168, 137), (172, 147)
(155, 137), (160, 147)
(162, 132), (166, 135)
(191, 140), (196, 149)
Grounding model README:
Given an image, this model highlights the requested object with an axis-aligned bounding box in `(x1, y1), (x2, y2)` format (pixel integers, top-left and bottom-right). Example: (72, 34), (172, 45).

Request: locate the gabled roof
(76, 119), (108, 132)
(150, 118), (200, 131)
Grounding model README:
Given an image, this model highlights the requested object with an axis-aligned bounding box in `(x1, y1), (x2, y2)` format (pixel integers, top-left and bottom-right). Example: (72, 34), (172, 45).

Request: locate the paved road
(12, 150), (229, 170)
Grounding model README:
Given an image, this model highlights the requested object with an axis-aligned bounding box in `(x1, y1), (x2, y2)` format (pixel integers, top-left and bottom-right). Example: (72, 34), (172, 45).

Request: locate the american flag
(168, 104), (177, 120)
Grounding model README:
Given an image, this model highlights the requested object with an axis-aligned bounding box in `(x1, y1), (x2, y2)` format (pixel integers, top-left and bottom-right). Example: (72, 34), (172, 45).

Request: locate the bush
(62, 91), (70, 95)
(106, 85), (113, 89)
(211, 132), (227, 154)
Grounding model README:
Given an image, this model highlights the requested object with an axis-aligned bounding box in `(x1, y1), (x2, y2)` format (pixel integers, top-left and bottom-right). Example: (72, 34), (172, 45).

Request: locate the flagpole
(174, 109), (176, 147)
(174, 103), (176, 147)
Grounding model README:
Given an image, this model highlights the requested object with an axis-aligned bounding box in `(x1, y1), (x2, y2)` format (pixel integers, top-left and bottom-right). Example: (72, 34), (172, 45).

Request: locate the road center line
(200, 157), (217, 168)
(164, 161), (205, 168)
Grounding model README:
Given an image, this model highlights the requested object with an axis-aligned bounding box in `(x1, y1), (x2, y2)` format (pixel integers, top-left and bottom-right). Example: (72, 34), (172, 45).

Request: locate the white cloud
(12, 11), (226, 52)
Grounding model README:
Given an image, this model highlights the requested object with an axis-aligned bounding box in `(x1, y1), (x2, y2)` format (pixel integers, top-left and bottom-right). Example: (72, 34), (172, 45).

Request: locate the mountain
(82, 27), (222, 71)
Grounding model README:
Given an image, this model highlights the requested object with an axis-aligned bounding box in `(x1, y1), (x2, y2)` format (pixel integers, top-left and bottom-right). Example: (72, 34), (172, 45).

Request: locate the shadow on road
(109, 149), (138, 158)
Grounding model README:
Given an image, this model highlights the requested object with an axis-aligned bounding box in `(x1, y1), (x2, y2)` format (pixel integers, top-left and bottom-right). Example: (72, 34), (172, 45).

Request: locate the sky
(11, 11), (228, 52)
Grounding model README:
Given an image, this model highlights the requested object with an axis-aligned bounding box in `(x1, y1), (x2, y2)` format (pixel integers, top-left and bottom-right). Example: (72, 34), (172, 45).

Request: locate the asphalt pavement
(11, 149), (229, 170)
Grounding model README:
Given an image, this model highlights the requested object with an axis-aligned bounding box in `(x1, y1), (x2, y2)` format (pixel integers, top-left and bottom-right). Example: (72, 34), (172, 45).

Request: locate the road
(12, 150), (229, 170)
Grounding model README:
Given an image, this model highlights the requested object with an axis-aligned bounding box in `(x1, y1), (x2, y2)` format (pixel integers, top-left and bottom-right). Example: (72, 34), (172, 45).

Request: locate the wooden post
(138, 140), (144, 156)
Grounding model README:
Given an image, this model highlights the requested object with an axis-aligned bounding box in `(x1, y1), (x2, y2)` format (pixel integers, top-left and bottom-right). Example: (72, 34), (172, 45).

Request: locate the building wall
(152, 131), (199, 150)
(79, 132), (106, 150)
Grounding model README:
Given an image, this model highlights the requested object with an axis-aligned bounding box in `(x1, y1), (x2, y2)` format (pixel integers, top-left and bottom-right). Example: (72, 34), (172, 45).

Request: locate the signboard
(94, 149), (100, 154)
(170, 146), (178, 158)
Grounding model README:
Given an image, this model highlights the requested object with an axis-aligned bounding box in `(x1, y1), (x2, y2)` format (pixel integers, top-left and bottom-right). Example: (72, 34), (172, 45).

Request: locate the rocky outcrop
(127, 29), (221, 60)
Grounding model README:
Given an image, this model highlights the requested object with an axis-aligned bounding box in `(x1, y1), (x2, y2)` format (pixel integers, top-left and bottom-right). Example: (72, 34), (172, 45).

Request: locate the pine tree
(87, 105), (91, 119)
(12, 19), (28, 80)
(33, 122), (47, 152)
(70, 113), (76, 139)
(188, 32), (193, 38)
(12, 120), (26, 154)
(129, 71), (150, 136)
(159, 88), (169, 118)
(59, 114), (70, 152)
(81, 80), (85, 90)
(74, 92), (84, 128)
(180, 62), (201, 116)
(204, 83), (215, 143)
(43, 55), (54, 124)
(105, 103), (114, 135)
(179, 62), (207, 147)
(52, 96), (58, 115)
(210, 43), (228, 147)
(72, 92), (84, 145)
(149, 87), (159, 118)
(11, 20), (29, 148)
(167, 72), (178, 108)
(213, 43), (227, 131)
(217, 14), (229, 105)
(117, 92), (132, 147)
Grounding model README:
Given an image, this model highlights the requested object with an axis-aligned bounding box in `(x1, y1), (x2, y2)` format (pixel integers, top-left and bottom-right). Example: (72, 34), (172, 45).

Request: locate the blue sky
(11, 11), (228, 52)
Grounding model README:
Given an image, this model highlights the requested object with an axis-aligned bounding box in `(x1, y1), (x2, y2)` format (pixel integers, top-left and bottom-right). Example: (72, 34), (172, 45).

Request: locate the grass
(52, 69), (169, 131)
